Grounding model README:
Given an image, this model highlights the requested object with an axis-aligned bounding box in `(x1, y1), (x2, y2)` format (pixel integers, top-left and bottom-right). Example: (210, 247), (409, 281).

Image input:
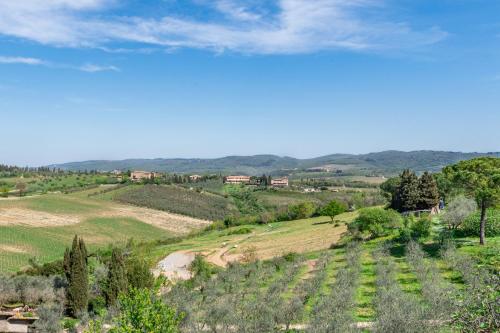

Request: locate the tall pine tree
(64, 235), (89, 317)
(105, 247), (128, 306)
(418, 172), (439, 209)
(397, 169), (420, 212)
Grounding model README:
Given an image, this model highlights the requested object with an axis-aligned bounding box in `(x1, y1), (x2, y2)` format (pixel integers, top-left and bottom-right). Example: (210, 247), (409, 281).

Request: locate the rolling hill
(49, 150), (500, 175)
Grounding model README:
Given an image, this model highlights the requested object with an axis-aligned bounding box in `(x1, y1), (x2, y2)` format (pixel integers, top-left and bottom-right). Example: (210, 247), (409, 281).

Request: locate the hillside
(49, 150), (500, 175)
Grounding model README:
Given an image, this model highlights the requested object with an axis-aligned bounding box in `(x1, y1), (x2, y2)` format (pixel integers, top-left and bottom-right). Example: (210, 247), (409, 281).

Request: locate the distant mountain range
(48, 151), (500, 176)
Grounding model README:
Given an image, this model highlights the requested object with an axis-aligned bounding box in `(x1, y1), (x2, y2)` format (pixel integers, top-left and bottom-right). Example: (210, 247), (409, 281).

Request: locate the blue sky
(0, 0), (499, 166)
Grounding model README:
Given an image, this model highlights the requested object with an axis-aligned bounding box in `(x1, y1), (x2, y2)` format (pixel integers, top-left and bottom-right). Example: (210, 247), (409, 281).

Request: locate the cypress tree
(418, 172), (440, 209)
(105, 248), (128, 306)
(397, 169), (420, 212)
(64, 235), (88, 317)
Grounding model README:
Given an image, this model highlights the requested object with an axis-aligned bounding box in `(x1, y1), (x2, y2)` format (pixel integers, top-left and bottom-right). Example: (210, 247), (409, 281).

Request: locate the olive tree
(441, 195), (477, 230)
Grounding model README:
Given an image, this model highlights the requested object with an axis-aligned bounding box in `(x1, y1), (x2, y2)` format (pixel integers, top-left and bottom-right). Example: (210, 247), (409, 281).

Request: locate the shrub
(441, 244), (499, 332)
(349, 208), (402, 239)
(459, 208), (499, 237)
(111, 288), (183, 333)
(283, 252), (299, 262)
(226, 227), (253, 236)
(188, 255), (212, 280)
(289, 202), (317, 219)
(33, 303), (63, 333)
(126, 256), (154, 290)
(410, 215), (432, 239)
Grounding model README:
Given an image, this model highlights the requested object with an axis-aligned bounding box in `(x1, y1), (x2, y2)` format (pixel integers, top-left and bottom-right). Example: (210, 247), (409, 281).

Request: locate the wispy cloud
(0, 56), (46, 65)
(0, 0), (447, 54)
(0, 54), (119, 73)
(79, 63), (120, 72)
(213, 0), (262, 21)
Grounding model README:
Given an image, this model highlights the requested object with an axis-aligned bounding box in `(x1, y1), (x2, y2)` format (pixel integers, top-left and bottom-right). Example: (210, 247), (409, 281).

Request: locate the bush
(349, 208), (402, 239)
(188, 255), (212, 280)
(289, 202), (317, 220)
(226, 227), (253, 236)
(111, 288), (183, 333)
(459, 208), (499, 237)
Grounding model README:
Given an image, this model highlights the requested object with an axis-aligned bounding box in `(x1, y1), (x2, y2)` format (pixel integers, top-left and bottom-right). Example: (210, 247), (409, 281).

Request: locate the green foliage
(105, 248), (128, 307)
(417, 171), (440, 209)
(24, 259), (64, 276)
(225, 186), (264, 215)
(321, 200), (347, 221)
(226, 227), (253, 235)
(349, 208), (402, 238)
(62, 317), (79, 330)
(385, 170), (440, 212)
(110, 288), (183, 333)
(126, 256), (154, 290)
(380, 177), (400, 203)
(398, 215), (432, 242)
(460, 209), (500, 237)
(443, 157), (500, 244)
(188, 254), (212, 280)
(64, 235), (89, 317)
(288, 201), (317, 219)
(398, 169), (420, 211)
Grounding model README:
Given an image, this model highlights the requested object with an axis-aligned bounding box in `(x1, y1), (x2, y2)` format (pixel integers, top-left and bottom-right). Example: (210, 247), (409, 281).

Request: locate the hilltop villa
(271, 177), (289, 187)
(223, 175), (251, 184)
(130, 171), (160, 182)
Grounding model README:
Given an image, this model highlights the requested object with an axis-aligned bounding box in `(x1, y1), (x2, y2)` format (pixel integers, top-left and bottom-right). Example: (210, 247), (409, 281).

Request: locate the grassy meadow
(0, 217), (171, 273)
(144, 212), (355, 265)
(0, 190), (207, 273)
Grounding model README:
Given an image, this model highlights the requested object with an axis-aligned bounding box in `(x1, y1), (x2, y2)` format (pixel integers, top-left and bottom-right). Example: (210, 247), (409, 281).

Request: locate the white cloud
(214, 0), (262, 21)
(0, 0), (447, 54)
(0, 54), (119, 73)
(78, 63), (120, 72)
(0, 56), (46, 65)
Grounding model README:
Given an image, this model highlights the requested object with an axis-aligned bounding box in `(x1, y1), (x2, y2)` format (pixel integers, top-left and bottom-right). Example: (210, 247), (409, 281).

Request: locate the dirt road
(154, 251), (196, 280)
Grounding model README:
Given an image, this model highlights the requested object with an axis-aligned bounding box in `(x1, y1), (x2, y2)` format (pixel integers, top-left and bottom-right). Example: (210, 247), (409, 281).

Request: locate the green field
(0, 191), (208, 273)
(0, 217), (172, 273)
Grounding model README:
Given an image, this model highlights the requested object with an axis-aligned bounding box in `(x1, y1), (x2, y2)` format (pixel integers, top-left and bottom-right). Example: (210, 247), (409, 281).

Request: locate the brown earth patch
(0, 208), (80, 227)
(98, 204), (210, 233)
(0, 245), (30, 254)
(0, 202), (210, 235)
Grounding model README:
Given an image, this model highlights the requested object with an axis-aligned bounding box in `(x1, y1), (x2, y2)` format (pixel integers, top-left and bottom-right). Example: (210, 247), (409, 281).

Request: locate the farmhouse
(189, 175), (202, 181)
(271, 177), (289, 187)
(130, 171), (160, 182)
(223, 175), (251, 184)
